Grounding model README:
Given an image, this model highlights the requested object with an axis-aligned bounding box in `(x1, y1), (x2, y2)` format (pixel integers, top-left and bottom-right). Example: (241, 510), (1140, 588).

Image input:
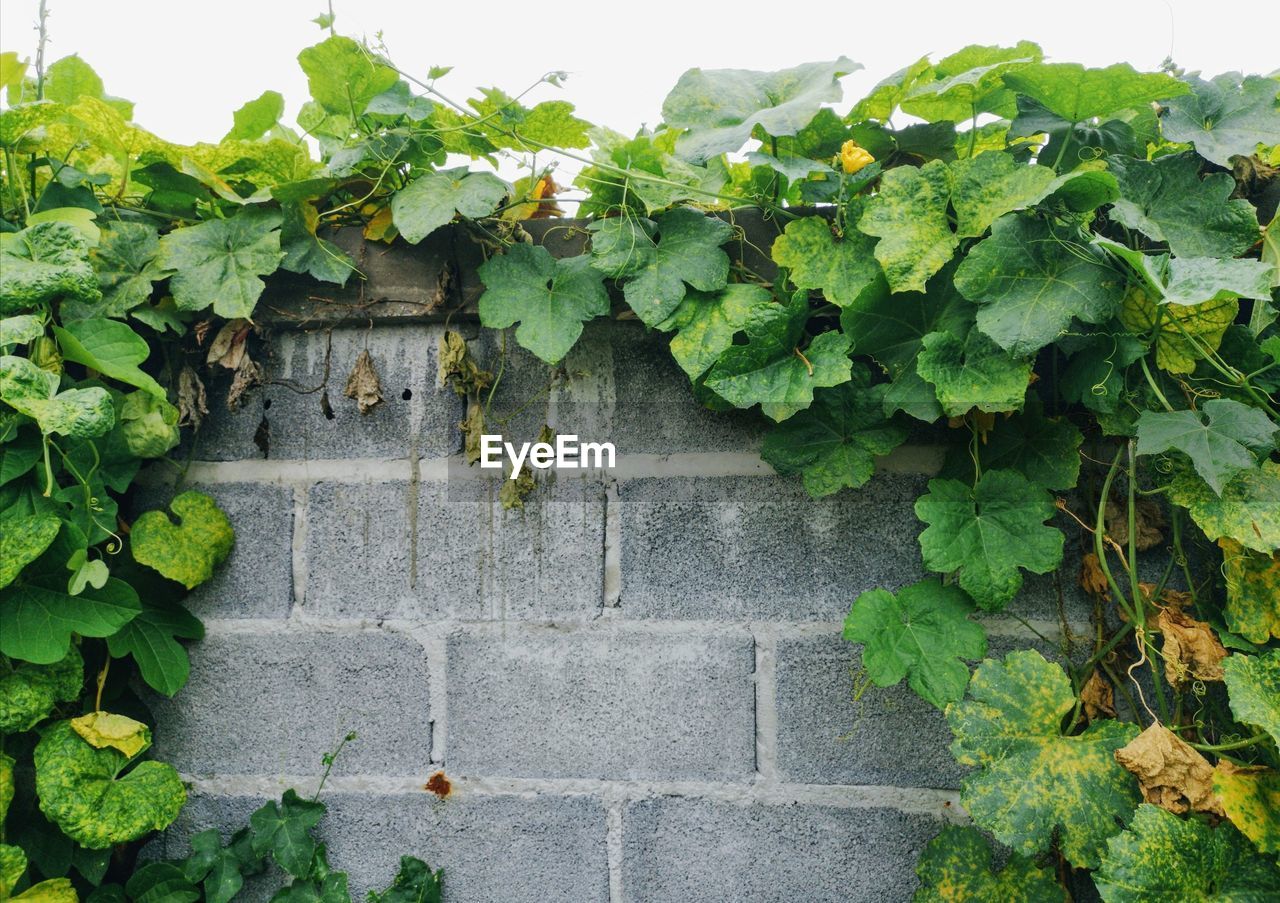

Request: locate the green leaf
(390, 167), (508, 244)
(1136, 399), (1277, 494)
(42, 55), (106, 106)
(0, 577), (139, 664)
(0, 314), (44, 349)
(297, 36), (397, 116)
(1002, 63), (1186, 123)
(250, 789), (326, 877)
(915, 470), (1063, 610)
(948, 151), (1057, 239)
(857, 160), (957, 293)
(159, 207), (283, 318)
(367, 856), (444, 903)
(34, 719), (185, 849)
(845, 578), (985, 709)
(947, 650), (1140, 867)
(656, 283), (774, 380)
(760, 366), (907, 498)
(183, 829), (246, 903)
(279, 201), (356, 286)
(52, 318), (165, 398)
(0, 512), (60, 589)
(1162, 73), (1280, 168)
(126, 862), (200, 903)
(596, 207), (733, 327)
(770, 209), (887, 308)
(116, 390), (180, 459)
(916, 326), (1031, 417)
(1223, 649), (1280, 748)
(1118, 285), (1236, 375)
(1157, 256), (1276, 307)
(477, 243), (610, 365)
(899, 43), (1043, 123)
(106, 601), (203, 697)
(0, 645), (81, 733)
(911, 825), (1065, 903)
(1169, 459), (1280, 554)
(704, 293), (853, 421)
(0, 426), (41, 486)
(661, 57), (860, 162)
(226, 90), (285, 141)
(947, 395), (1083, 490)
(84, 221), (168, 317)
(131, 491), (234, 590)
(1110, 153), (1261, 258)
(0, 222), (100, 315)
(954, 215), (1123, 356)
(1094, 803), (1280, 902)
(0, 355), (114, 438)
(1220, 539), (1280, 644)
(1212, 763), (1280, 856)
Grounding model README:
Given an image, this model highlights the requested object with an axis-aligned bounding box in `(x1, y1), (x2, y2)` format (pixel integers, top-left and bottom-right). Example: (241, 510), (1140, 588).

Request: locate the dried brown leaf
(206, 319), (251, 369)
(1115, 723), (1224, 816)
(177, 365), (208, 429)
(1105, 496), (1166, 551)
(437, 330), (492, 397)
(460, 402), (485, 465)
(1080, 552), (1111, 599)
(1080, 670), (1116, 721)
(1158, 608), (1228, 689)
(226, 353), (263, 412)
(343, 349), (384, 415)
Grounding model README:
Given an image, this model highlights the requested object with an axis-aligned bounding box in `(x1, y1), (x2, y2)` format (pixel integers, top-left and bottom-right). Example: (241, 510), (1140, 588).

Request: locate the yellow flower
(839, 139), (874, 175)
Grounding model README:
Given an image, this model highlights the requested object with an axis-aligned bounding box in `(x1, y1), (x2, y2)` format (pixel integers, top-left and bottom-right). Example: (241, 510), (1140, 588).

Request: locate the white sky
(1, 0), (1277, 149)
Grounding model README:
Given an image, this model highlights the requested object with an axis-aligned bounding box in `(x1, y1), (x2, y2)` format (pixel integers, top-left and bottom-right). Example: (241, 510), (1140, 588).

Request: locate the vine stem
(1138, 357), (1175, 413)
(1187, 732), (1269, 753)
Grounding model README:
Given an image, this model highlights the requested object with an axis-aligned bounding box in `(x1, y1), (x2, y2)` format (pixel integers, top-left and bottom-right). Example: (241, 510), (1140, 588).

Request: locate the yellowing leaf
(1212, 761), (1280, 854)
(70, 711), (151, 758)
(1118, 284), (1236, 375)
(1219, 538), (1280, 643)
(10, 878), (78, 903)
(130, 491), (234, 589)
(911, 825), (1065, 902)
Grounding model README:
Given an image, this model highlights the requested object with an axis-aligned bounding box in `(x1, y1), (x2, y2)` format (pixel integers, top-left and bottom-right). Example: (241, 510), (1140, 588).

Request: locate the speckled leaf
(70, 711), (150, 758)
(771, 207), (887, 307)
(159, 207), (283, 318)
(949, 152), (1057, 239)
(391, 167), (508, 244)
(1110, 154), (1261, 258)
(9, 878), (78, 903)
(761, 365), (907, 498)
(1094, 803), (1280, 902)
(613, 207), (733, 326)
(657, 284), (774, 380)
(0, 222), (100, 315)
(1162, 73), (1280, 168)
(1170, 460), (1280, 554)
(34, 719), (185, 849)
(1157, 256), (1276, 307)
(1219, 539), (1280, 644)
(899, 43), (1043, 124)
(1223, 650), (1280, 749)
(0, 512), (60, 589)
(130, 491), (234, 590)
(0, 843), (19, 899)
(477, 243), (610, 365)
(1214, 763), (1280, 854)
(0, 577), (139, 664)
(912, 824), (1065, 903)
(955, 215), (1123, 357)
(916, 326), (1031, 417)
(0, 355), (114, 438)
(1118, 286), (1236, 375)
(1001, 63), (1186, 123)
(1136, 400), (1278, 494)
(858, 161), (956, 293)
(947, 650), (1140, 867)
(85, 221), (167, 316)
(0, 645), (82, 733)
(845, 578), (986, 709)
(916, 470), (1063, 610)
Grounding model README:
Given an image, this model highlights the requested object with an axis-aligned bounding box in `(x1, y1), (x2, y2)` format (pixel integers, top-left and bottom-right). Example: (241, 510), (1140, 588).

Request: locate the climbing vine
(2, 7), (1280, 899)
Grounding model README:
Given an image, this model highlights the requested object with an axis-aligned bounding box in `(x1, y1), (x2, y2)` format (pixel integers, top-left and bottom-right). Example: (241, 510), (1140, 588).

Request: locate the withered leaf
(438, 330), (492, 397)
(1106, 496), (1167, 551)
(460, 402), (485, 465)
(1115, 723), (1224, 816)
(343, 349), (384, 415)
(1080, 552), (1111, 598)
(1158, 608), (1228, 688)
(227, 353), (263, 411)
(177, 365), (208, 429)
(1080, 670), (1117, 721)
(206, 319), (252, 369)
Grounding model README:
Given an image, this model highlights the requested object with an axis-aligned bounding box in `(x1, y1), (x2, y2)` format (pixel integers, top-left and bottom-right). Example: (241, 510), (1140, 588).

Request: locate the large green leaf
(703, 293), (852, 421)
(183, 829), (249, 903)
(770, 208), (887, 308)
(1094, 803), (1280, 902)
(0, 355), (114, 438)
(1162, 73), (1280, 168)
(656, 283), (774, 380)
(1223, 650), (1280, 748)
(390, 167), (508, 244)
(661, 58), (859, 162)
(845, 578), (985, 709)
(131, 491), (234, 590)
(106, 601), (204, 698)
(945, 395), (1083, 490)
(948, 150), (1057, 239)
(0, 222), (100, 315)
(0, 645), (82, 733)
(159, 207), (283, 318)
(1169, 460), (1280, 554)
(1156, 256), (1276, 308)
(947, 650), (1140, 867)
(899, 43), (1043, 124)
(912, 824), (1065, 903)
(279, 201), (356, 286)
(0, 512), (60, 589)
(52, 318), (165, 398)
(1001, 63), (1186, 123)
(0, 577), (139, 664)
(954, 215), (1123, 356)
(1110, 153), (1261, 258)
(249, 789), (327, 877)
(477, 243), (610, 364)
(916, 326), (1031, 416)
(34, 719), (184, 850)
(760, 365), (907, 498)
(84, 221), (167, 317)
(915, 470), (1063, 610)
(226, 90), (285, 141)
(592, 207), (733, 327)
(1136, 400), (1277, 494)
(0, 425), (41, 487)
(857, 160), (956, 293)
(297, 36), (397, 116)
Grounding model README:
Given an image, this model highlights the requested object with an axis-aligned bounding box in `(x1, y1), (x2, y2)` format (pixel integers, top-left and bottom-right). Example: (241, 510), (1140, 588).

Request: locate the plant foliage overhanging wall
(1, 13), (1280, 901)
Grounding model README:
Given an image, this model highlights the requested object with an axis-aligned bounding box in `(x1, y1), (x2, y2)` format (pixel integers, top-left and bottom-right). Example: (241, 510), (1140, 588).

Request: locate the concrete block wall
(144, 319), (1096, 902)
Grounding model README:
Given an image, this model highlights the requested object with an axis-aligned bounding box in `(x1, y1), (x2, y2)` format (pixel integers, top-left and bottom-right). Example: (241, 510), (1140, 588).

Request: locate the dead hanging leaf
(1080, 552), (1112, 599)
(460, 402), (485, 465)
(1115, 723), (1224, 816)
(499, 467), (536, 510)
(529, 173), (564, 219)
(1080, 670), (1117, 721)
(206, 319), (252, 369)
(227, 353), (263, 412)
(437, 330), (493, 397)
(1158, 608), (1228, 689)
(177, 365), (208, 430)
(343, 349), (384, 415)
(193, 318), (213, 347)
(1105, 496), (1167, 551)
